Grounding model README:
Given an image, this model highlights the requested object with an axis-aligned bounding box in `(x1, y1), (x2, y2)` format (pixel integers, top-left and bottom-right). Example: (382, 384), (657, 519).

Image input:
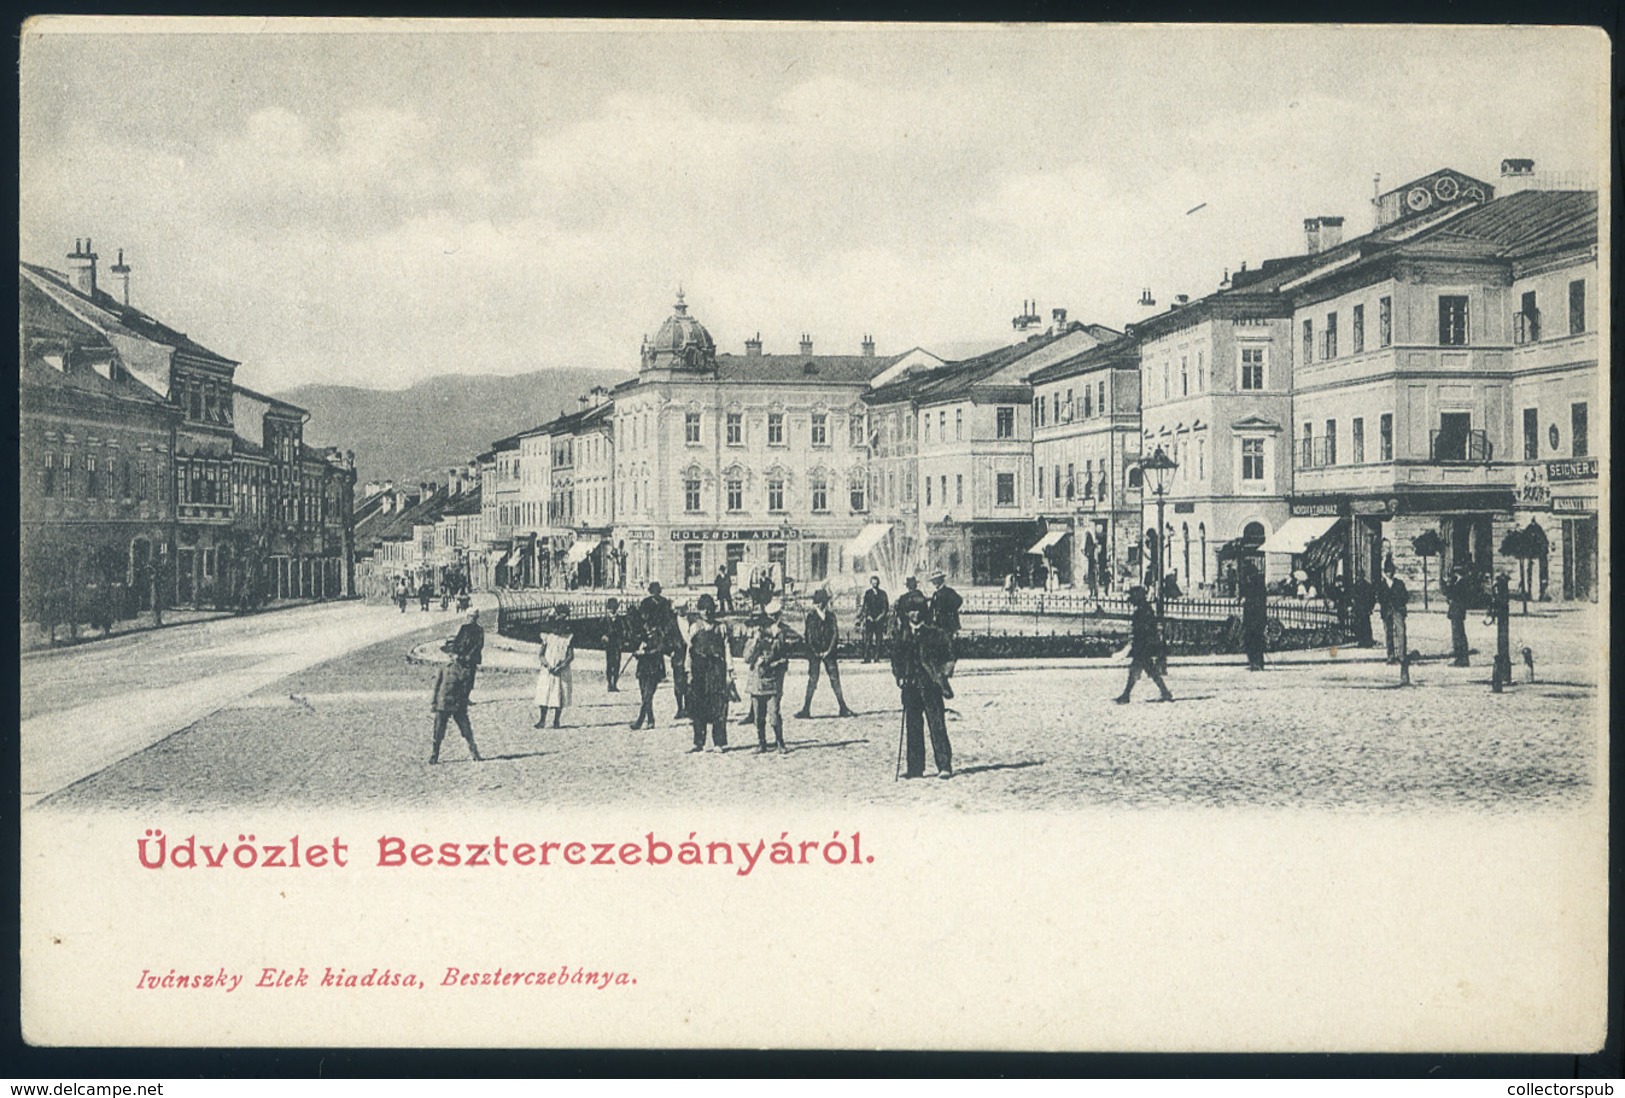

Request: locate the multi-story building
(1283, 180), (1598, 600)
(559, 397), (615, 587)
(479, 434), (525, 587)
(21, 244), (355, 629)
(1128, 257), (1310, 594)
(1027, 335), (1143, 590)
(612, 292), (893, 590)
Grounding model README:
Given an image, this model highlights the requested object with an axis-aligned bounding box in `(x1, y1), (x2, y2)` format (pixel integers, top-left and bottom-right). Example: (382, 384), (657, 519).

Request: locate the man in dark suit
(714, 565), (734, 615)
(928, 568), (963, 678)
(602, 597), (628, 692)
(430, 609), (485, 764)
(796, 588), (855, 718)
(1114, 586), (1173, 704)
(892, 603), (954, 779)
(893, 575), (928, 632)
(860, 575), (890, 663)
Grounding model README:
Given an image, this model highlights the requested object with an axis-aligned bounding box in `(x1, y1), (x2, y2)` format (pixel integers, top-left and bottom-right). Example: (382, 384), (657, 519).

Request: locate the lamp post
(1139, 445), (1178, 627)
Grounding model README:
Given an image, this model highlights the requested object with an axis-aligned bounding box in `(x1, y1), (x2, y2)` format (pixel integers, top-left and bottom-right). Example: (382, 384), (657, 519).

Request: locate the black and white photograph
(17, 18), (1609, 1053)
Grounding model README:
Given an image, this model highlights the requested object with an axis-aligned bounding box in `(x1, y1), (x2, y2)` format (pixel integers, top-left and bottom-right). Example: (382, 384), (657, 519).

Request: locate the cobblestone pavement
(19, 597), (489, 804)
(35, 602), (1602, 814)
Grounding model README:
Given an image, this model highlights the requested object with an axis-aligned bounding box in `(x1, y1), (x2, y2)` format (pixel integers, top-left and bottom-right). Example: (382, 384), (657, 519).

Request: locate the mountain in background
(277, 368), (630, 489)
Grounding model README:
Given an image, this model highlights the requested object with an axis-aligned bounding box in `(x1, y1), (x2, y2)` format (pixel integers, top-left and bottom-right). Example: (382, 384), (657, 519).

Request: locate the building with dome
(611, 291), (899, 592)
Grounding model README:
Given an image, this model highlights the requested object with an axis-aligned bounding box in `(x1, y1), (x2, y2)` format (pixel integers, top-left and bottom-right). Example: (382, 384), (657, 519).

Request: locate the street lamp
(1139, 445), (1178, 626)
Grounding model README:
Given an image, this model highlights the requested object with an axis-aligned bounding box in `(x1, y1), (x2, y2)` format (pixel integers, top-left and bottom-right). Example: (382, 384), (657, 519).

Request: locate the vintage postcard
(17, 19), (1609, 1051)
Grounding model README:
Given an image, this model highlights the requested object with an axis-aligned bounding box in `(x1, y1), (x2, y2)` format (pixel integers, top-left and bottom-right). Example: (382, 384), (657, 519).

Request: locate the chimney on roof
(745, 332), (762, 357)
(1051, 307), (1068, 332)
(1304, 216), (1345, 255)
(861, 334), (875, 358)
(109, 248), (131, 305)
(67, 238), (98, 297)
(800, 333), (813, 356)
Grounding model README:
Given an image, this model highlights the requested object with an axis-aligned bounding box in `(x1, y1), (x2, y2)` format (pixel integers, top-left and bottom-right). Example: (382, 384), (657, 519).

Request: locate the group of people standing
(395, 575), (471, 615)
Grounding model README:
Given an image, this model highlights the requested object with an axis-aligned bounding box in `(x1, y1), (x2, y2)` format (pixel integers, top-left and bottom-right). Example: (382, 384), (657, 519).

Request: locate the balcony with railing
(1429, 429), (1492, 463)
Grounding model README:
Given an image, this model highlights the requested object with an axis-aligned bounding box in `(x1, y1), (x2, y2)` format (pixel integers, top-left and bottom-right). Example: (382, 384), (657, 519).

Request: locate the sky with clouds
(20, 20), (1608, 393)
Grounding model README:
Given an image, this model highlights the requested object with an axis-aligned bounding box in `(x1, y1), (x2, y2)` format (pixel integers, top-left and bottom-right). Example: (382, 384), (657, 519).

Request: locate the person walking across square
(1115, 586), (1173, 703)
(430, 609), (485, 764)
(628, 621), (666, 730)
(795, 588), (855, 719)
(744, 603), (791, 753)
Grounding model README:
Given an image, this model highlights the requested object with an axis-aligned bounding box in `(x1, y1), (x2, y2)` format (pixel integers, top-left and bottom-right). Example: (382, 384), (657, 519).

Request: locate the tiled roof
(20, 261), (238, 366)
(235, 383), (307, 416)
(20, 278), (170, 407)
(1419, 189), (1596, 259)
(712, 353), (899, 386)
(1026, 337), (1142, 385)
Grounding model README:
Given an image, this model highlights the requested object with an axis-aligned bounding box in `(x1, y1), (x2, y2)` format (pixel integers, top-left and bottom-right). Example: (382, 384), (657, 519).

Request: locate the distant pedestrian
(1376, 572), (1397, 663)
(628, 621), (666, 730)
(1445, 564), (1471, 667)
(440, 584), (452, 612)
(1160, 571), (1183, 602)
(892, 602), (954, 780)
(456, 589), (471, 613)
(418, 579), (434, 612)
(602, 598), (628, 693)
(1240, 562), (1268, 671)
(1003, 572), (1018, 606)
(1350, 575), (1377, 646)
(928, 569), (962, 678)
(395, 579), (409, 614)
(685, 596), (730, 752)
(430, 609), (485, 764)
(1487, 573), (1513, 691)
(860, 575), (890, 663)
(532, 605), (574, 729)
(714, 565), (734, 615)
(743, 603), (791, 753)
(1388, 574), (1411, 686)
(669, 604), (691, 721)
(894, 575), (928, 632)
(796, 588), (855, 719)
(1115, 586), (1173, 704)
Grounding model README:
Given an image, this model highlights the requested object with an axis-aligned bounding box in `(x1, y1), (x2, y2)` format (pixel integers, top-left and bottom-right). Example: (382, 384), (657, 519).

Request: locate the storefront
(1547, 457), (1598, 602)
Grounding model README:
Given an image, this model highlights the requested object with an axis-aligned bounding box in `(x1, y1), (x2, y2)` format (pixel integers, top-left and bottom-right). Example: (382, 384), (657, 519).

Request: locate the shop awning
(1027, 529), (1069, 555)
(563, 540), (595, 566)
(1260, 516), (1341, 555)
(846, 523), (893, 558)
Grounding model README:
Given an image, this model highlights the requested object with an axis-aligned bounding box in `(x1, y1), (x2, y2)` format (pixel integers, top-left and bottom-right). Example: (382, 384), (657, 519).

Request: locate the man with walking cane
(1114, 585), (1174, 704)
(892, 603), (954, 780)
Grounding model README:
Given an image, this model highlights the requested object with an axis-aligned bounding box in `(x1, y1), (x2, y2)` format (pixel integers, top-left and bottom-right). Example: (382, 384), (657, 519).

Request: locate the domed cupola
(641, 288), (717, 372)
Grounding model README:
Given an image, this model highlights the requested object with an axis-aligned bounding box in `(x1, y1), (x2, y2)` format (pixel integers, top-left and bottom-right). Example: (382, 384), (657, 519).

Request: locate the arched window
(1199, 522), (1208, 583)
(1182, 522), (1191, 583)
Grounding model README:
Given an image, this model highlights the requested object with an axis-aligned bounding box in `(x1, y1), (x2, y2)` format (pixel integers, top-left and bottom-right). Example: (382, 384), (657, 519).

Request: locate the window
(767, 476), (785, 512)
(996, 472), (1016, 506)
(810, 542), (829, 582)
(1379, 296), (1392, 347)
(1034, 396), (1046, 428)
(1054, 465), (1062, 498)
(767, 413), (785, 446)
(202, 548), (216, 579)
(940, 476), (947, 507)
(1083, 388), (1092, 418)
(1052, 394), (1060, 423)
(1523, 408), (1539, 460)
(1037, 465), (1045, 500)
(849, 474), (866, 512)
(1301, 319), (1313, 364)
(86, 456), (100, 498)
(1083, 460), (1094, 498)
(725, 477), (743, 513)
(1064, 388), (1074, 420)
(925, 477), (933, 506)
(996, 407), (1015, 439)
(1352, 418), (1365, 464)
(1323, 312), (1338, 359)
(1572, 403), (1588, 457)
(1241, 439), (1265, 482)
(811, 475), (829, 513)
(1065, 463), (1075, 501)
(726, 412), (743, 446)
(1240, 347), (1265, 390)
(849, 413), (866, 449)
(1181, 356), (1189, 395)
(811, 413), (829, 447)
(1380, 413), (1394, 461)
(42, 453), (55, 496)
(938, 411), (947, 439)
(1324, 419), (1337, 465)
(684, 545), (704, 584)
(1301, 423), (1314, 467)
(1098, 381), (1107, 415)
(1439, 295), (1469, 345)
(1352, 305), (1365, 353)
(1197, 351), (1206, 392)
(955, 409), (963, 440)
(1162, 362), (1170, 401)
(1516, 291), (1540, 344)
(1569, 279), (1586, 334)
(685, 411), (701, 444)
(955, 474), (963, 505)
(684, 477), (701, 513)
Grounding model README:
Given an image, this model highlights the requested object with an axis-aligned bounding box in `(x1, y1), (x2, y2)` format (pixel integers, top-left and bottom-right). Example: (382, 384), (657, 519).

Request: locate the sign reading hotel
(671, 528), (805, 541)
